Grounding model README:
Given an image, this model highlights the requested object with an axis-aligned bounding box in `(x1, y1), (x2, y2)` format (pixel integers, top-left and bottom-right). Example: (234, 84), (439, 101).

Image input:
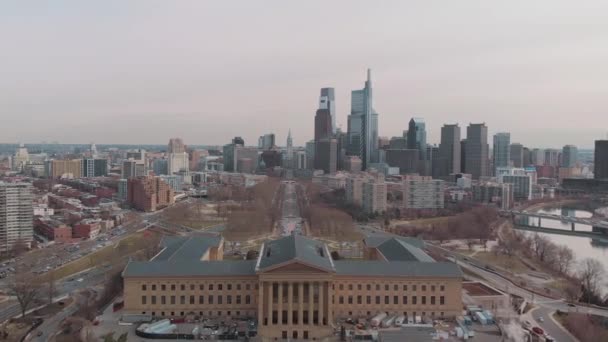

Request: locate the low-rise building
(122, 235), (463, 341)
(73, 219), (101, 239)
(127, 176), (175, 212)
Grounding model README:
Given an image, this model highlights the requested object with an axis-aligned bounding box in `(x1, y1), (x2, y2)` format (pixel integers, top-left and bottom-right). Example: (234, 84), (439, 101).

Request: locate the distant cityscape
(1, 69), (608, 342)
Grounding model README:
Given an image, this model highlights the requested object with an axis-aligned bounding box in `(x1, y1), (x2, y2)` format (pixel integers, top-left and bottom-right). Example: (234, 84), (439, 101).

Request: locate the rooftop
(152, 236), (223, 262)
(256, 235), (334, 272)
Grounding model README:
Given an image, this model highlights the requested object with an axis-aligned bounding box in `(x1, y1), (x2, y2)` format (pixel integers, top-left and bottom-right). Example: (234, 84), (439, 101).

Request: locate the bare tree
(555, 245), (575, 275)
(578, 258), (605, 299)
(532, 234), (555, 262)
(46, 271), (57, 305)
(7, 272), (41, 317)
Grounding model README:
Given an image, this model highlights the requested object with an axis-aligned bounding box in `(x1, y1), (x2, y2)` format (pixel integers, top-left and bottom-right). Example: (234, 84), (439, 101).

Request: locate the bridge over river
(500, 209), (608, 238)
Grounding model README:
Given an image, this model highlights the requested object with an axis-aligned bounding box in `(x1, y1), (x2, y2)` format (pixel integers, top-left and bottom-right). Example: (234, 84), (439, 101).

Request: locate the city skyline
(3, 1), (608, 148)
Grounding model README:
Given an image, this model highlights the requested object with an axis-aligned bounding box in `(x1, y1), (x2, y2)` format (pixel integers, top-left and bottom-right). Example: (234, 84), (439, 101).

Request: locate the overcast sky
(2, 1), (608, 148)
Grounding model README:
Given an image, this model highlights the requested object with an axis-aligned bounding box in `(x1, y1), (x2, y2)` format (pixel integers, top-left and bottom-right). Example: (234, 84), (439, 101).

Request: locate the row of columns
(257, 281), (330, 326)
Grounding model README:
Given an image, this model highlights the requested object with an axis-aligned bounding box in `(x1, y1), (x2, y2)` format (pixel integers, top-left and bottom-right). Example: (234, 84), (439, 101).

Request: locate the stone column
(288, 282), (293, 325)
(258, 281), (264, 326)
(267, 282), (273, 326)
(298, 282), (304, 325)
(319, 281), (324, 325)
(308, 282), (314, 325)
(278, 282), (283, 325)
(327, 280), (333, 325)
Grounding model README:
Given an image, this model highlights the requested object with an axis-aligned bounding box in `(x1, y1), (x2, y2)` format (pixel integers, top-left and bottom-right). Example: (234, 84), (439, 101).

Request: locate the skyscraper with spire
(320, 88), (336, 134)
(347, 69), (378, 170)
(286, 129), (293, 163)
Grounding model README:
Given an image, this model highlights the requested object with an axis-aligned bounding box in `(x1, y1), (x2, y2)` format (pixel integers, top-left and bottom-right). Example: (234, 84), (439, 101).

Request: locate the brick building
(127, 176), (175, 212)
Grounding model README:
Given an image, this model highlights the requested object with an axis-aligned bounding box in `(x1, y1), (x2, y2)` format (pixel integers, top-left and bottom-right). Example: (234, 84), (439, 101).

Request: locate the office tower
(531, 148), (545, 166)
(152, 159), (168, 175)
(232, 136), (245, 146)
(314, 106), (333, 171)
(389, 137), (407, 150)
(12, 144), (29, 171)
(127, 176), (175, 212)
(305, 140), (315, 170)
(493, 133), (511, 172)
(189, 149), (206, 172)
(347, 69), (378, 170)
(320, 87), (336, 134)
(316, 139), (338, 174)
(595, 140), (608, 180)
(0, 182), (33, 253)
(49, 159), (82, 179)
(439, 124), (461, 176)
(465, 123), (489, 179)
(385, 149), (419, 174)
(401, 175), (445, 209)
(561, 145), (578, 167)
(460, 140), (467, 173)
(510, 143), (524, 168)
(168, 138), (186, 154)
(258, 134), (275, 150)
(522, 147), (532, 167)
(407, 118), (427, 161)
(295, 151), (307, 170)
(544, 149), (560, 167)
(82, 158), (108, 177)
(90, 143), (98, 157)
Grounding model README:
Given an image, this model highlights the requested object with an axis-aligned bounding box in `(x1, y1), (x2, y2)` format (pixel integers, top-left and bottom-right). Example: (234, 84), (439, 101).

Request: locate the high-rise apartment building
(561, 145), (578, 167)
(493, 132), (511, 172)
(407, 118), (427, 161)
(127, 176), (175, 212)
(510, 143), (524, 168)
(401, 175), (445, 209)
(0, 182), (33, 253)
(122, 160), (146, 179)
(595, 140), (608, 180)
(362, 173), (387, 214)
(347, 69), (378, 170)
(439, 124), (461, 176)
(82, 158), (108, 177)
(320, 87), (336, 134)
(465, 123), (489, 179)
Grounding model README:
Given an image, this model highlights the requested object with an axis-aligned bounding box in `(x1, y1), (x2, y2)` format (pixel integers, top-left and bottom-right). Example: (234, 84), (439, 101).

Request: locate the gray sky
(2, 1), (608, 148)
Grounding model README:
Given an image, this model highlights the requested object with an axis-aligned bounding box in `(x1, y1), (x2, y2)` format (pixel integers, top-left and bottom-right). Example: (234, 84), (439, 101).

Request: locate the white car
(538, 316), (544, 323)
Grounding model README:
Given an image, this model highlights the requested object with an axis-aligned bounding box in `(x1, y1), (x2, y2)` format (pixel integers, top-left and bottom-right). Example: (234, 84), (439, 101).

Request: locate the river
(519, 207), (608, 292)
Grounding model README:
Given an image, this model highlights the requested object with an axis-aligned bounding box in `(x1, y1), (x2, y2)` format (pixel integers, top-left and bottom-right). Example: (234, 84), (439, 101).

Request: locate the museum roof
(256, 235), (335, 272)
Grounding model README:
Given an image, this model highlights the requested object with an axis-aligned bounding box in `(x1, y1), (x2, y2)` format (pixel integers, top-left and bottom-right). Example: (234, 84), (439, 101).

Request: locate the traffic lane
(533, 306), (575, 342)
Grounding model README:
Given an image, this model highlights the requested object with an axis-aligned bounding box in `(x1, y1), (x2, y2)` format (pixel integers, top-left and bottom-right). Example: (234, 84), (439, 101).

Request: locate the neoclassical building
(123, 234), (462, 340)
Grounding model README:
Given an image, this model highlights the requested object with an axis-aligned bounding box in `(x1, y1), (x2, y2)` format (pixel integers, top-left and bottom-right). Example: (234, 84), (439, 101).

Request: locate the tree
(8, 272), (41, 317)
(531, 234), (555, 262)
(555, 245), (575, 275)
(46, 271), (57, 305)
(578, 258), (605, 301)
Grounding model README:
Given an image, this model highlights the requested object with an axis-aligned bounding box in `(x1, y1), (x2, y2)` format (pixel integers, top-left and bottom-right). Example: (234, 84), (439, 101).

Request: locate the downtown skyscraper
(493, 132), (511, 172)
(347, 69), (378, 170)
(439, 124), (461, 176)
(320, 88), (336, 134)
(465, 123), (489, 179)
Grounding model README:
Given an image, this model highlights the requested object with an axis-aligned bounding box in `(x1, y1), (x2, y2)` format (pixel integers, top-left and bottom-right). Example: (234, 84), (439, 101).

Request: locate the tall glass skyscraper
(347, 69), (378, 170)
(493, 132), (511, 172)
(407, 117), (427, 160)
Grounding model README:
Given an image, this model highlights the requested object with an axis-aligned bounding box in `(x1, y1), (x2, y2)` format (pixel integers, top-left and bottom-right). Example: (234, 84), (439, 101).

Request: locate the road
(0, 265), (108, 323)
(279, 181), (304, 236)
(356, 223), (606, 341)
